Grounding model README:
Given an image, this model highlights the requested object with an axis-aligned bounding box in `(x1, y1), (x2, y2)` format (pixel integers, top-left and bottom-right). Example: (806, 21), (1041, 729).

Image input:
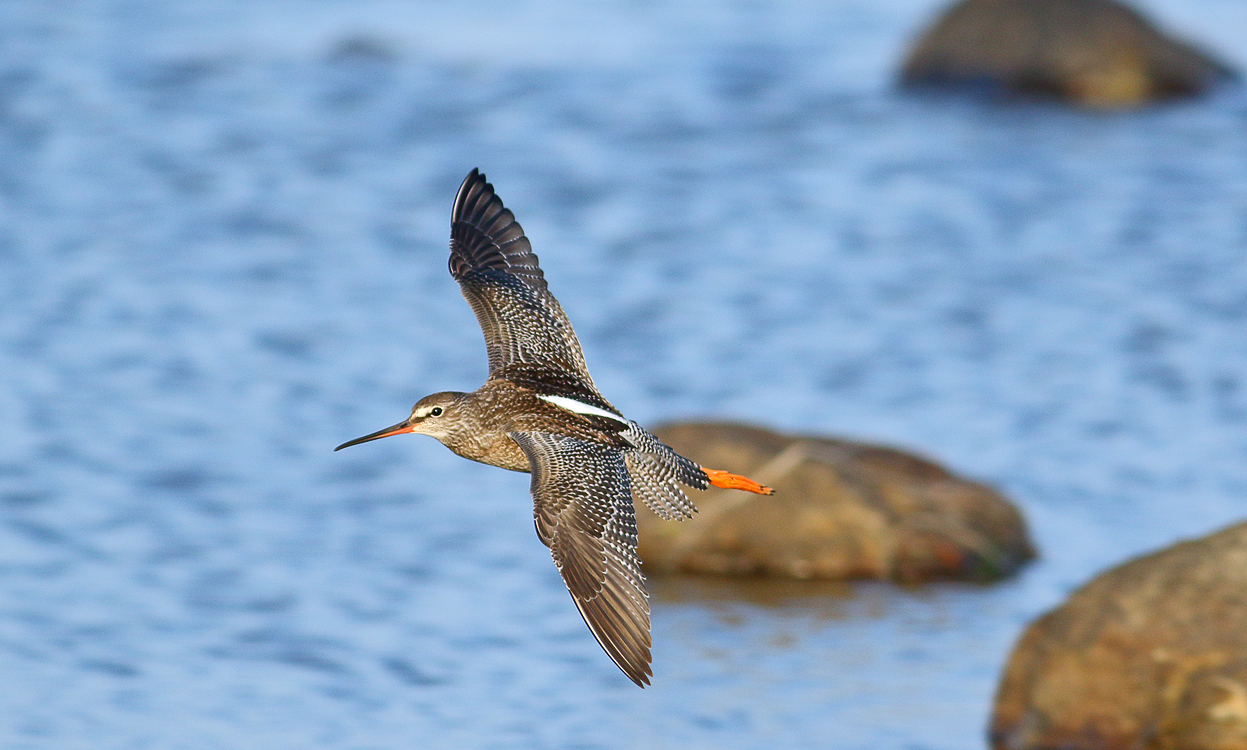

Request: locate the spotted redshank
(335, 169), (772, 686)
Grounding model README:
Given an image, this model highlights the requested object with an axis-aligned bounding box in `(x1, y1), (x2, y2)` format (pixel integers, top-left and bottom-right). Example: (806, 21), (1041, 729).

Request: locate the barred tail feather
(626, 453), (696, 521)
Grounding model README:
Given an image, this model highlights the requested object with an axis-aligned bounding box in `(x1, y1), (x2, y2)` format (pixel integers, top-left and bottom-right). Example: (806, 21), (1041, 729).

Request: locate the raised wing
(450, 169), (593, 383)
(508, 430), (652, 687)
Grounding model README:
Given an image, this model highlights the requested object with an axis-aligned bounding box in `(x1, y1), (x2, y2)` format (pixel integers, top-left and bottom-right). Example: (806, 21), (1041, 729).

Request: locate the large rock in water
(900, 0), (1237, 107)
(990, 522), (1247, 750)
(639, 422), (1035, 582)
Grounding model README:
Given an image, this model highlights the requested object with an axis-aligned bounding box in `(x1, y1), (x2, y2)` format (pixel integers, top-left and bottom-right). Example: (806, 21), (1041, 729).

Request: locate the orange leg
(703, 468), (775, 495)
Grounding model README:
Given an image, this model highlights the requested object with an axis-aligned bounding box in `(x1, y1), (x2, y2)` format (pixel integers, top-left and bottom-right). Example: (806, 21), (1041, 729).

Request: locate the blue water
(1, 1), (1245, 747)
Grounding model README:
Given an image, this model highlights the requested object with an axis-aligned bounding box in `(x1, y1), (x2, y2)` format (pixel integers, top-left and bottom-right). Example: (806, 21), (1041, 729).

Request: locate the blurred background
(1, 0), (1245, 747)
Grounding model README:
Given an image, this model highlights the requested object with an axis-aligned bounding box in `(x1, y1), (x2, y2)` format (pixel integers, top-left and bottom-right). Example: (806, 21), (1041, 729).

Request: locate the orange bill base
(704, 468), (775, 495)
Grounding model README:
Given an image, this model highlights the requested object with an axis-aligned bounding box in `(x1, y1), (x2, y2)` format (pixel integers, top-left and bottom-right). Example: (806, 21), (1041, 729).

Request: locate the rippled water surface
(2, 1), (1246, 747)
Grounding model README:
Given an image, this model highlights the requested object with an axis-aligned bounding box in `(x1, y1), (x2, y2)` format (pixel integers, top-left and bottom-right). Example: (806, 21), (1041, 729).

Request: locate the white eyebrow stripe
(538, 395), (629, 424)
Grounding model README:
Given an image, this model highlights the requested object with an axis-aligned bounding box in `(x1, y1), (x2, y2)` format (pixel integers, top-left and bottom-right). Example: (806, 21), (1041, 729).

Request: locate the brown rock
(900, 0), (1237, 107)
(639, 422), (1035, 583)
(990, 522), (1247, 750)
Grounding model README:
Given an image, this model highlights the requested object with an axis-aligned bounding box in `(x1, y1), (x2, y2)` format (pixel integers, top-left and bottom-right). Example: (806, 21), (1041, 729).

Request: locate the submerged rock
(991, 522), (1247, 750)
(900, 0), (1237, 107)
(638, 422), (1035, 582)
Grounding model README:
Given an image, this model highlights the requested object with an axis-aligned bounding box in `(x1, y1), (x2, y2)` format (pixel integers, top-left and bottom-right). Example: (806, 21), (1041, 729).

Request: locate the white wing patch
(538, 395), (629, 424)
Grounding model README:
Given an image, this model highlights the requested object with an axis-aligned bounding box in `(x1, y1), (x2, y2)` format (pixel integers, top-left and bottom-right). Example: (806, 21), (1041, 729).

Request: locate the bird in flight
(336, 169), (773, 686)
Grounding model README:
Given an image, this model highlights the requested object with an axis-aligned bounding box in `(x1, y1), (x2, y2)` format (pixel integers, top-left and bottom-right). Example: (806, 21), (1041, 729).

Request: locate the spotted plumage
(336, 169), (772, 687)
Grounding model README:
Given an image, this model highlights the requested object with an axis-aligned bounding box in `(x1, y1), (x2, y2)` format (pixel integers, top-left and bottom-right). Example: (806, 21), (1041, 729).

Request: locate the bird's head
(334, 391), (468, 451)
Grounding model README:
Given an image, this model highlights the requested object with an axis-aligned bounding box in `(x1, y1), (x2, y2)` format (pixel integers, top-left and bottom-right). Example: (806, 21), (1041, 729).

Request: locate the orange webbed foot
(704, 468), (775, 495)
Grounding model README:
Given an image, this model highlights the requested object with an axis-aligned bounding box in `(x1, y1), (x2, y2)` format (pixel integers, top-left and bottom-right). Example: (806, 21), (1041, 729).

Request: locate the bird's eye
(430, 407), (443, 417)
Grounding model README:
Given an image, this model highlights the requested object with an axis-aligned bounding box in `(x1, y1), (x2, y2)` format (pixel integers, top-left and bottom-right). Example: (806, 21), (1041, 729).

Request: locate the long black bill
(334, 420), (414, 451)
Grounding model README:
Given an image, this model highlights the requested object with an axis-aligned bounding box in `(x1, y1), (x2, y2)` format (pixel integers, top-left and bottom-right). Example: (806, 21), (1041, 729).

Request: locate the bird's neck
(433, 400), (530, 473)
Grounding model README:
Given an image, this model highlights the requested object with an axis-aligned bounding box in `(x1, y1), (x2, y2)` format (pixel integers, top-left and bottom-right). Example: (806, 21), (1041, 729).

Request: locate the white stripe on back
(538, 394), (629, 424)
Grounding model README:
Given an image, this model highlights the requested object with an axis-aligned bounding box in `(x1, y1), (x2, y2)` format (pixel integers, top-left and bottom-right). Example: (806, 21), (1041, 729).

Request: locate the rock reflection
(650, 574), (855, 610)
